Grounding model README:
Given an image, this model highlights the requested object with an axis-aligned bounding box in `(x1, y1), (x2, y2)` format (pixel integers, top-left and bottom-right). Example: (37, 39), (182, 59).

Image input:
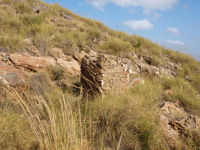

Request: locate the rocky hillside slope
(0, 0), (200, 150)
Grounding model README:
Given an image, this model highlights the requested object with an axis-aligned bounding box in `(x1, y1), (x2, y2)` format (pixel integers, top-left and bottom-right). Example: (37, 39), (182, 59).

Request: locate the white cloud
(166, 27), (180, 35)
(166, 40), (184, 46)
(86, 0), (179, 11)
(143, 9), (161, 21)
(122, 19), (154, 30)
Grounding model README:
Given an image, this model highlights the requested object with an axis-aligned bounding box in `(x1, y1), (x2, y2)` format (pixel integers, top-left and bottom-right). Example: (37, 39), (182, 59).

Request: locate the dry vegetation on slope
(0, 0), (200, 150)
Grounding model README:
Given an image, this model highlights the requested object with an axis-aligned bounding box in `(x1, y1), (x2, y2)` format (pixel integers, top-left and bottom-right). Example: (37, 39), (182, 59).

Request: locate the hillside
(0, 0), (200, 150)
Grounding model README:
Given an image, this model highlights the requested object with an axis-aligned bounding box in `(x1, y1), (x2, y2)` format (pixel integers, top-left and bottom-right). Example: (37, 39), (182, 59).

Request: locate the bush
(13, 2), (32, 13)
(85, 80), (166, 150)
(0, 100), (37, 150)
(191, 75), (200, 93)
(49, 65), (65, 81)
(162, 78), (200, 115)
(101, 38), (132, 55)
(20, 14), (44, 26)
(87, 27), (101, 39)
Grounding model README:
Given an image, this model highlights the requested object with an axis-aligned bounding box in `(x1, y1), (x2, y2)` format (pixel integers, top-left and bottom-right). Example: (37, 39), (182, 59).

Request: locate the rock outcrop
(160, 102), (200, 148)
(81, 53), (139, 97)
(80, 52), (181, 98)
(57, 58), (80, 76)
(0, 50), (81, 87)
(10, 53), (57, 70)
(0, 48), (180, 97)
(9, 53), (80, 76)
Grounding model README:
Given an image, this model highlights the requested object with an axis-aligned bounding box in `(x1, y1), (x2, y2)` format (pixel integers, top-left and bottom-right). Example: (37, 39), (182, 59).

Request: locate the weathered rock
(73, 50), (97, 63)
(137, 62), (160, 76)
(160, 102), (200, 148)
(148, 66), (160, 76)
(25, 46), (42, 57)
(137, 62), (149, 74)
(51, 47), (72, 61)
(160, 67), (174, 77)
(73, 51), (86, 62)
(0, 60), (27, 86)
(9, 53), (80, 76)
(128, 64), (140, 74)
(63, 14), (73, 20)
(81, 54), (130, 97)
(51, 47), (66, 59)
(0, 52), (10, 63)
(57, 58), (80, 76)
(10, 53), (56, 70)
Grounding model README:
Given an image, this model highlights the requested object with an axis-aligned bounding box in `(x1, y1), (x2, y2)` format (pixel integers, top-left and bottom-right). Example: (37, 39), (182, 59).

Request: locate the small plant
(49, 65), (65, 81)
(133, 42), (141, 48)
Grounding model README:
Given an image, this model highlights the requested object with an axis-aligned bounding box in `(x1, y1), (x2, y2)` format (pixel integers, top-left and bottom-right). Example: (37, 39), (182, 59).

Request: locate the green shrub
(87, 27), (101, 39)
(0, 100), (37, 150)
(20, 14), (44, 26)
(162, 78), (200, 115)
(0, 35), (23, 52)
(86, 80), (166, 150)
(191, 75), (200, 93)
(101, 38), (132, 55)
(49, 65), (65, 81)
(13, 2), (32, 13)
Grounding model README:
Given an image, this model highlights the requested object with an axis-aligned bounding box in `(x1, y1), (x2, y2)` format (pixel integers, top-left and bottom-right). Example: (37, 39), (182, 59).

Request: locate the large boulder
(10, 53), (81, 76)
(57, 58), (80, 76)
(81, 54), (131, 98)
(10, 53), (56, 70)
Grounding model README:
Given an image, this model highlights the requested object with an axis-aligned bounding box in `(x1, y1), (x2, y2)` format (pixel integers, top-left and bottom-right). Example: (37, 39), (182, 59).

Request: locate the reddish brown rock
(51, 47), (69, 60)
(10, 53), (56, 70)
(81, 54), (130, 98)
(0, 60), (27, 86)
(73, 50), (97, 63)
(73, 51), (86, 62)
(57, 58), (80, 76)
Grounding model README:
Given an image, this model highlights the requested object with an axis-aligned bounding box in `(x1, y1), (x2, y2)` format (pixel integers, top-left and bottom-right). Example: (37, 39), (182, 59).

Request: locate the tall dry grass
(6, 87), (89, 150)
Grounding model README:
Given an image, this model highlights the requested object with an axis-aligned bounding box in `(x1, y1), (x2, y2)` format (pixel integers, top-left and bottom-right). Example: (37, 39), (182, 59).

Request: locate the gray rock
(0, 71), (22, 86)
(63, 14), (73, 20)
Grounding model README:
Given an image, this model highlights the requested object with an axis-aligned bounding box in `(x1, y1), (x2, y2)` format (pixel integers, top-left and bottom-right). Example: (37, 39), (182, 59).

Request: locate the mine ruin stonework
(81, 54), (130, 98)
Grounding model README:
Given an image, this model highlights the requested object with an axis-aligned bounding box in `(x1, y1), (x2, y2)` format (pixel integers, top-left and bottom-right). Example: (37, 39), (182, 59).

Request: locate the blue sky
(43, 0), (200, 58)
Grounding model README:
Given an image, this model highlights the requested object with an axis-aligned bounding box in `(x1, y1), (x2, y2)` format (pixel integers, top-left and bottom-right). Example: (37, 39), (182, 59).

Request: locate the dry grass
(83, 80), (167, 150)
(0, 98), (37, 150)
(5, 86), (87, 150)
(162, 77), (200, 115)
